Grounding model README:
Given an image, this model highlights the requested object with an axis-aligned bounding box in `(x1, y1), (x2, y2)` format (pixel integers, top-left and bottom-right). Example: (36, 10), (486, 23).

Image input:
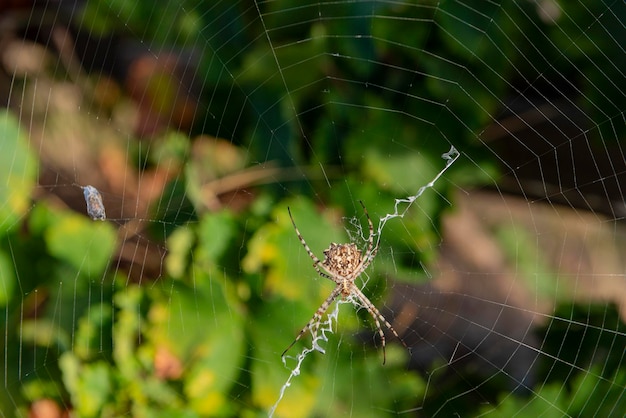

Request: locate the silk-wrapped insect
(82, 185), (106, 220)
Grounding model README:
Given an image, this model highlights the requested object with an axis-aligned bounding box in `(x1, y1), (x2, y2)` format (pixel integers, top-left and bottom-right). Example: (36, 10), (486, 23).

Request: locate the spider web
(0, 1), (625, 417)
(272, 146), (458, 415)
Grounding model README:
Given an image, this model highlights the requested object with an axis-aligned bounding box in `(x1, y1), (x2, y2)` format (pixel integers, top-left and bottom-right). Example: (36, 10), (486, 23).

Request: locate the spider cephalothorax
(282, 201), (407, 364)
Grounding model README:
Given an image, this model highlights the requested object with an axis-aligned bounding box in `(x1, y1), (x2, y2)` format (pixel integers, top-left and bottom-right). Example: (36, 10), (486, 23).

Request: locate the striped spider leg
(282, 201), (407, 364)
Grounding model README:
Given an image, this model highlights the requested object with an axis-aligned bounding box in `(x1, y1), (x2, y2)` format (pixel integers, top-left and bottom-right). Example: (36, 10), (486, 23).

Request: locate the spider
(282, 201), (408, 365)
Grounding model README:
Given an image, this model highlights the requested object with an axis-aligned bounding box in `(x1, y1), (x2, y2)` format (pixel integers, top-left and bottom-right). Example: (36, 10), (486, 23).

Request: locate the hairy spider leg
(354, 202), (406, 363)
(352, 286), (409, 365)
(281, 287), (342, 358)
(288, 207), (335, 280)
(356, 200), (378, 270)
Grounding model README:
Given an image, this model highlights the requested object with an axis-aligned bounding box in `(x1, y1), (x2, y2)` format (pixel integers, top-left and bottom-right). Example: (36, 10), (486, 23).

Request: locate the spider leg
(358, 201), (374, 256)
(288, 206), (334, 281)
(288, 206), (321, 263)
(359, 243), (379, 272)
(353, 286), (408, 365)
(358, 201), (379, 271)
(282, 286), (342, 358)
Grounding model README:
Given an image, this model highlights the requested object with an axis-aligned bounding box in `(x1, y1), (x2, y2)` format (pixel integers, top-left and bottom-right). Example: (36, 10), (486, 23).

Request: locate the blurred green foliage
(1, 1), (625, 417)
(0, 111), (37, 237)
(482, 304), (626, 417)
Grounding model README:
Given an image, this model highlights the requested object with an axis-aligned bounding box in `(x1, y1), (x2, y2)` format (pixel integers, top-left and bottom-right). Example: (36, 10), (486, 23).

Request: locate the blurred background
(0, 1), (625, 417)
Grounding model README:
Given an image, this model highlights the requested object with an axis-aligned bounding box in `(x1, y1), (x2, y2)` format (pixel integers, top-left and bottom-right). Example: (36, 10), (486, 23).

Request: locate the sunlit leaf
(0, 110), (37, 236)
(314, 344), (424, 417)
(166, 226), (195, 279)
(44, 213), (117, 277)
(21, 319), (71, 350)
(363, 147), (438, 195)
(74, 303), (113, 360)
(60, 354), (112, 417)
(112, 285), (144, 381)
(250, 306), (320, 418)
(148, 267), (245, 417)
(75, 362), (112, 417)
(243, 200), (344, 300)
(196, 210), (236, 263)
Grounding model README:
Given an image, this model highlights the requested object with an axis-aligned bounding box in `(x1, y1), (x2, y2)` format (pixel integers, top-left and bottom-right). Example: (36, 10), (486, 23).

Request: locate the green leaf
(112, 285), (144, 381)
(0, 110), (37, 236)
(75, 303), (113, 360)
(196, 211), (236, 263)
(166, 226), (195, 279)
(252, 346), (320, 418)
(243, 199), (345, 300)
(568, 366), (626, 416)
(77, 362), (112, 417)
(59, 352), (80, 402)
(480, 383), (567, 417)
(363, 147), (438, 195)
(21, 318), (71, 350)
(60, 354), (113, 417)
(0, 249), (16, 305)
(314, 344), (424, 417)
(62, 356), (112, 418)
(148, 270), (245, 417)
(44, 213), (116, 277)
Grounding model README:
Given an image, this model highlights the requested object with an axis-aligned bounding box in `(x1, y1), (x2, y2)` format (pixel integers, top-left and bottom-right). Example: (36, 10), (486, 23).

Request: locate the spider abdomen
(322, 243), (363, 277)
